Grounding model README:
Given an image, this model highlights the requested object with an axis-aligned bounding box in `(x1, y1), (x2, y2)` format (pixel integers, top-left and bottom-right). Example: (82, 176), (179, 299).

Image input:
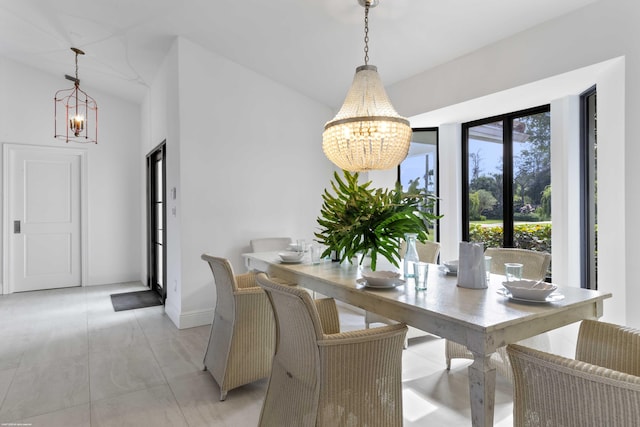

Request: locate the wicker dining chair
(445, 247), (551, 380)
(484, 247), (551, 280)
(201, 255), (276, 400)
(364, 241), (440, 347)
(249, 237), (293, 252)
(507, 323), (640, 427)
(256, 272), (407, 427)
(575, 319), (640, 376)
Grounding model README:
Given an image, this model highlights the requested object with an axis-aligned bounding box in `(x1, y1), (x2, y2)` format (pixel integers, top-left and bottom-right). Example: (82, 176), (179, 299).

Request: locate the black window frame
(580, 85), (597, 289)
(461, 105), (551, 246)
(397, 127), (440, 242)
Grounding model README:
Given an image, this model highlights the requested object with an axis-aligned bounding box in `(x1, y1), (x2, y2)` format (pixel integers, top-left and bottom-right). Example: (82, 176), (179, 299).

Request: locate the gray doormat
(110, 290), (163, 312)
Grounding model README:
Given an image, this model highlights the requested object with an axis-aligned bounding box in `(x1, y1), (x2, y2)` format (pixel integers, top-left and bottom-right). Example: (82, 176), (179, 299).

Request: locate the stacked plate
(360, 270), (403, 288)
(278, 251), (304, 264)
(500, 279), (562, 303)
(442, 260), (458, 276)
(287, 243), (304, 252)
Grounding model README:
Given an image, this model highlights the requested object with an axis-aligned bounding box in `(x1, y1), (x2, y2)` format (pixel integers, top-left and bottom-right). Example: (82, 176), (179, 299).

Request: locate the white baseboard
(178, 308), (214, 329)
(165, 303), (213, 330)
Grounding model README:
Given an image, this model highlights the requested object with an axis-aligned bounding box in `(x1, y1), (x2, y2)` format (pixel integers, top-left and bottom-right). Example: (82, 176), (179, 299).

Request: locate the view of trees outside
(400, 151), (436, 194)
(467, 111), (551, 253)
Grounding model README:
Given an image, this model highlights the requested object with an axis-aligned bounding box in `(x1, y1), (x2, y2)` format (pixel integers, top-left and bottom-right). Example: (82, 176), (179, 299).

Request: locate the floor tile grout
(0, 282), (516, 426)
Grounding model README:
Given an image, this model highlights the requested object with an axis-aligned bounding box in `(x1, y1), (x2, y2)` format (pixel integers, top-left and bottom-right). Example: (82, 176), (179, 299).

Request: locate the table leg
(468, 353), (496, 427)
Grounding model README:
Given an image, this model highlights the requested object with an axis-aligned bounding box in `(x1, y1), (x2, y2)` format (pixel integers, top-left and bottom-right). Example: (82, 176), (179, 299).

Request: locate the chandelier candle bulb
(71, 115), (84, 135)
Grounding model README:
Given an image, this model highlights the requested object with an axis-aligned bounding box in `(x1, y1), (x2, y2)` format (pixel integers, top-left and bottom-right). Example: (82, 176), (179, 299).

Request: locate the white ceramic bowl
(443, 260), (459, 273)
(278, 251), (304, 262)
(361, 270), (401, 287)
(503, 280), (557, 300)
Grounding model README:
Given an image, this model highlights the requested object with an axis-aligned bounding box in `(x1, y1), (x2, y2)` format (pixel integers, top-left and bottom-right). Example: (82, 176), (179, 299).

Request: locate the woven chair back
(201, 255), (237, 320)
(508, 343), (640, 427)
(256, 273), (323, 425)
(484, 247), (550, 280)
(400, 240), (441, 263)
(576, 319), (640, 377)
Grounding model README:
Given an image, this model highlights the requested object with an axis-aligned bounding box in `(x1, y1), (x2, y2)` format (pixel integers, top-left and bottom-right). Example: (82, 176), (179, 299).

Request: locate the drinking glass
(309, 243), (323, 264)
(414, 262), (429, 291)
(484, 256), (492, 284)
(505, 263), (523, 282)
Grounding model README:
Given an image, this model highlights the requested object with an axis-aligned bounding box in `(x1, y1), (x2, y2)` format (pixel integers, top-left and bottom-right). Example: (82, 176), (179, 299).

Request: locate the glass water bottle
(403, 233), (420, 279)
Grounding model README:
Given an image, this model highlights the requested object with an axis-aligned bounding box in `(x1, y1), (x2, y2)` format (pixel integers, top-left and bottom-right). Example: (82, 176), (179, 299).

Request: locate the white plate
(361, 270), (401, 287)
(439, 265), (457, 276)
(356, 278), (404, 289)
(497, 287), (564, 303)
(279, 259), (303, 264)
(503, 280), (557, 300)
(443, 260), (459, 273)
(278, 251), (305, 262)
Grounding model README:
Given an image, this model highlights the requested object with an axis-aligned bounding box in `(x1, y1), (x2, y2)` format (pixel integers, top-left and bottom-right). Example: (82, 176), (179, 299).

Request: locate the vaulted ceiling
(0, 0), (597, 106)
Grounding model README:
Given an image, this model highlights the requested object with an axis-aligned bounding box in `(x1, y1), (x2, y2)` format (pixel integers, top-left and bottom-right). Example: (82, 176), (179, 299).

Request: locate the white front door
(5, 146), (83, 293)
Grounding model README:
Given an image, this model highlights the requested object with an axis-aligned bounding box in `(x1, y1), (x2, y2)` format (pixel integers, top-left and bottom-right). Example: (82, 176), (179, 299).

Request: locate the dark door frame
(146, 140), (167, 302)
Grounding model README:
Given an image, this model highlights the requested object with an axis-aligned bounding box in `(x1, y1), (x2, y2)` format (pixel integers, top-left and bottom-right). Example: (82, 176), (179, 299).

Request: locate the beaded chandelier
(322, 0), (411, 171)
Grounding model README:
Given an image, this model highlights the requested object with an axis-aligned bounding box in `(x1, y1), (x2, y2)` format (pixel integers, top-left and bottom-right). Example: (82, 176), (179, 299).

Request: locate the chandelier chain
(363, 2), (370, 65)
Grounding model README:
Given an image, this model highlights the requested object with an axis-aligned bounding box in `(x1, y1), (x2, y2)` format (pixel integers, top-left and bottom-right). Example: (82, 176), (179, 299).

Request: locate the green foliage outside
(513, 212), (541, 222)
(469, 112), (551, 221)
(469, 189), (497, 221)
(469, 223), (551, 253)
(537, 185), (552, 221)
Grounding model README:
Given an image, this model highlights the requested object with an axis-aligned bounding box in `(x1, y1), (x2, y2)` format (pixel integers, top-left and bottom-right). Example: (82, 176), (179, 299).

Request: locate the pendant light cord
(364, 1), (370, 65)
(74, 50), (80, 88)
(74, 51), (79, 113)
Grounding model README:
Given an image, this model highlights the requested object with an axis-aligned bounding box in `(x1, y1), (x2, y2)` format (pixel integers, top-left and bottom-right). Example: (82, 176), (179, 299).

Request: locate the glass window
(467, 121), (504, 233)
(399, 128), (438, 240)
(463, 107), (551, 277)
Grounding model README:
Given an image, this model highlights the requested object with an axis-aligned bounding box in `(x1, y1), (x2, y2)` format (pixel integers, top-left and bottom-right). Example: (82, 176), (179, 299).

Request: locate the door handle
(13, 220), (20, 234)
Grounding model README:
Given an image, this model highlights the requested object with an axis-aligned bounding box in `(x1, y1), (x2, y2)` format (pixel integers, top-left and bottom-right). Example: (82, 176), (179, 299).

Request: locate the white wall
(0, 57), (142, 288)
(549, 96), (581, 290)
(388, 0), (638, 327)
(141, 41), (183, 324)
(144, 37), (334, 328)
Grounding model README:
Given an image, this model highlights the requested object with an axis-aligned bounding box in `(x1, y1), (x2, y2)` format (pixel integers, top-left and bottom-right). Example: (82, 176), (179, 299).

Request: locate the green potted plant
(315, 170), (440, 271)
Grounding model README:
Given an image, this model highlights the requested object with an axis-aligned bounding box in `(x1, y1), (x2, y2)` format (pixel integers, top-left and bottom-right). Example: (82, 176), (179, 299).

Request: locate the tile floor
(0, 282), (523, 426)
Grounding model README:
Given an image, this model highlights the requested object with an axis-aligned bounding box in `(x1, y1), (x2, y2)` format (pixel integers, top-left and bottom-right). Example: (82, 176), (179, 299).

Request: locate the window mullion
(504, 118), (514, 247)
(462, 125), (470, 241)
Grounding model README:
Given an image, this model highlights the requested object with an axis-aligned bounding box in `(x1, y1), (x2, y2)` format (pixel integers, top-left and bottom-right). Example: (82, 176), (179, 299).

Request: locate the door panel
(8, 148), (81, 292)
(25, 160), (72, 222)
(25, 233), (72, 276)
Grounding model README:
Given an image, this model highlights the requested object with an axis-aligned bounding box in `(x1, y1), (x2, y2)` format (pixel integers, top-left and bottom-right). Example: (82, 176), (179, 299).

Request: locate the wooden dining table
(244, 251), (612, 427)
